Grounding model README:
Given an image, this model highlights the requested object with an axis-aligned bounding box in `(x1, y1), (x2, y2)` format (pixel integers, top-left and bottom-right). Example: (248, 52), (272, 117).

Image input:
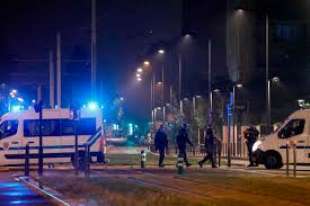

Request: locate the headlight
(252, 140), (262, 152)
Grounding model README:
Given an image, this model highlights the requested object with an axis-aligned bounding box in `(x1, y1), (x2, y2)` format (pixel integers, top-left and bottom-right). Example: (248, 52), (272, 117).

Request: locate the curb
(16, 176), (71, 206)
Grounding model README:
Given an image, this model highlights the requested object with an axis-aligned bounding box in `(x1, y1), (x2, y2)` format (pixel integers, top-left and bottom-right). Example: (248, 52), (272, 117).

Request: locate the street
(0, 173), (54, 206)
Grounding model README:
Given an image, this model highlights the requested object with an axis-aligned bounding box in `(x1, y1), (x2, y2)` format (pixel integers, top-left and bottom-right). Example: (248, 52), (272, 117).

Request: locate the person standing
(198, 127), (217, 168)
(176, 124), (193, 167)
(154, 124), (168, 167)
(244, 125), (259, 167)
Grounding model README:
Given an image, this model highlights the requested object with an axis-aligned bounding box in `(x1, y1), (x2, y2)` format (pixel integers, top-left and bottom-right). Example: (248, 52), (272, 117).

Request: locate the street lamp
(137, 77), (142, 82)
(136, 73), (141, 78)
(137, 67), (143, 73)
(213, 89), (221, 93)
(158, 49), (165, 54)
(234, 6), (270, 128)
(267, 76), (280, 130)
(228, 83), (243, 167)
(143, 60), (150, 66)
(297, 99), (305, 108)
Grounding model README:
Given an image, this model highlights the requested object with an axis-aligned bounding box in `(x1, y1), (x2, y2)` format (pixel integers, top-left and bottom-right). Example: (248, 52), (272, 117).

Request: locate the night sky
(0, 0), (183, 121)
(1, 0), (309, 124)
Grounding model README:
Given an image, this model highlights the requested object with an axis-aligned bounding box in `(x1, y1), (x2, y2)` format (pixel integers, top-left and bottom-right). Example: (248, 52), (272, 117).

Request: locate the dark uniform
(244, 126), (259, 166)
(154, 125), (168, 167)
(176, 125), (193, 167)
(198, 128), (217, 168)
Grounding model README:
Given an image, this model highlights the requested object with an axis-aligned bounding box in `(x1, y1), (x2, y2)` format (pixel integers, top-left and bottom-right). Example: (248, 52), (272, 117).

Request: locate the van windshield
(0, 120), (18, 139)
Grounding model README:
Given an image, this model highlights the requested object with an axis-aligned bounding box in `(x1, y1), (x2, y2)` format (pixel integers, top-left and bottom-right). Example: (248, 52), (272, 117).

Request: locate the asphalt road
(0, 173), (52, 206)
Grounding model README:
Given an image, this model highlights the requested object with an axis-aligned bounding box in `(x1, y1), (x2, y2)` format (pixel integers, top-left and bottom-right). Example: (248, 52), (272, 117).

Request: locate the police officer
(154, 124), (168, 167)
(244, 125), (259, 167)
(176, 124), (193, 167)
(198, 127), (217, 168)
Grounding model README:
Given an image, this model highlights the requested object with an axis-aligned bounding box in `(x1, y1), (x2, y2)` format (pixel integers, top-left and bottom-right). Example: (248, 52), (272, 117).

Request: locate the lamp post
(267, 76), (280, 131)
(230, 83), (243, 164)
(234, 7), (270, 128)
(266, 14), (270, 128)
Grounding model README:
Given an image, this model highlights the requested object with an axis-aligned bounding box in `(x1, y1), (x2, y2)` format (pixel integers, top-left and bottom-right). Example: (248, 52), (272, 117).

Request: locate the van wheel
(264, 151), (283, 169)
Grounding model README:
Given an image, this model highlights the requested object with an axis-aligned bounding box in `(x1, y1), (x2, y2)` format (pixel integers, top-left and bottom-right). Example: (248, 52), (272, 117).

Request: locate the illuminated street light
(298, 99), (305, 108)
(236, 83), (243, 88)
(137, 77), (142, 82)
(157, 81), (162, 85)
(272, 76), (280, 83)
(136, 73), (141, 78)
(10, 89), (18, 98)
(143, 60), (150, 66)
(158, 49), (165, 54)
(137, 67), (143, 73)
(17, 97), (24, 102)
(237, 9), (244, 14)
(213, 89), (221, 93)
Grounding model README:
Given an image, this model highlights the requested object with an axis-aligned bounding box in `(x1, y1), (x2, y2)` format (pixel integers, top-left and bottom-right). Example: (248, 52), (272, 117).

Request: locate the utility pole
(266, 14), (271, 128)
(161, 64), (165, 106)
(151, 75), (154, 122)
(208, 39), (212, 126)
(91, 0), (97, 99)
(56, 33), (62, 108)
(169, 85), (173, 105)
(178, 53), (182, 101)
(49, 51), (55, 108)
(35, 87), (43, 176)
(178, 53), (183, 114)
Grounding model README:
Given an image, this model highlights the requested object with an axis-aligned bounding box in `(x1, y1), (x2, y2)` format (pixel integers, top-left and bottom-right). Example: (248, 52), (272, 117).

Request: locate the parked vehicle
(0, 107), (105, 166)
(253, 109), (310, 169)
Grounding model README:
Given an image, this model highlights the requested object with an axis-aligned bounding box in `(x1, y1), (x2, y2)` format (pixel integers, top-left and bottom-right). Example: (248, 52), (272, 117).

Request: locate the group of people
(154, 123), (260, 168)
(154, 124), (218, 168)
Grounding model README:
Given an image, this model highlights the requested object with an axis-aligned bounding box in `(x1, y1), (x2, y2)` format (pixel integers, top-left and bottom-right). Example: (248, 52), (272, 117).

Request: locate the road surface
(0, 173), (53, 206)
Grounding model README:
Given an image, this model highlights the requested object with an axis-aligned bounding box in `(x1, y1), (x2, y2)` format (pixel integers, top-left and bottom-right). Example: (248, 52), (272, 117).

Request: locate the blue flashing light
(87, 102), (98, 111)
(11, 105), (23, 112)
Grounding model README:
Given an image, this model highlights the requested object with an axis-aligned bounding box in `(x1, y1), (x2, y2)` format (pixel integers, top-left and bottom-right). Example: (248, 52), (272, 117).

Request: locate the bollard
(218, 143), (221, 168)
(140, 150), (146, 168)
(286, 144), (289, 177)
(293, 143), (297, 177)
(176, 153), (184, 175)
(24, 143), (30, 177)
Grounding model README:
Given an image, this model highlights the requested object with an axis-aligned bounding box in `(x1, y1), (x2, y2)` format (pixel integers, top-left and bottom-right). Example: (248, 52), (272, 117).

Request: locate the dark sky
(0, 0), (183, 120)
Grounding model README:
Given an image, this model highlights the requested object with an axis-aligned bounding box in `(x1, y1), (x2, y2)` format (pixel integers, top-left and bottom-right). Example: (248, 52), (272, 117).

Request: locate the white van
(253, 109), (310, 169)
(0, 107), (105, 166)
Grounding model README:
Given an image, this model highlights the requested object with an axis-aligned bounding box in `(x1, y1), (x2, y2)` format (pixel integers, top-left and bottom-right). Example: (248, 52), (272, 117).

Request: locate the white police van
(253, 109), (310, 169)
(0, 107), (105, 166)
